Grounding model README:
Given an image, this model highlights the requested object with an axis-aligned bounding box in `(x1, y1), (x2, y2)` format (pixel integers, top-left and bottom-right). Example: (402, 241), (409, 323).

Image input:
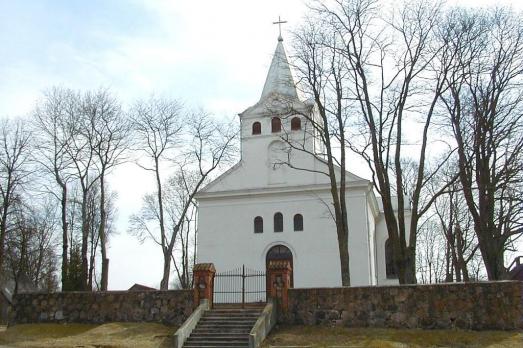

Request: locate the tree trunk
(479, 237), (506, 280)
(404, 248), (417, 283)
(455, 226), (470, 282)
(155, 156), (170, 290)
(81, 189), (90, 291)
(88, 253), (95, 290)
(0, 195), (10, 273)
(445, 240), (452, 282)
(60, 183), (69, 290)
(98, 173), (109, 291)
(160, 250), (171, 290)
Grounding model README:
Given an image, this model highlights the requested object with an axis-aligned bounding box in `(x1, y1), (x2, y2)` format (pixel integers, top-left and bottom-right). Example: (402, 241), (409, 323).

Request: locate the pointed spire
(260, 37), (298, 101)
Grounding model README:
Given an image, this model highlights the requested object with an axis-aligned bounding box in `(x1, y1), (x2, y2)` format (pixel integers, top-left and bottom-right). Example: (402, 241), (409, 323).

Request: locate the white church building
(195, 36), (405, 289)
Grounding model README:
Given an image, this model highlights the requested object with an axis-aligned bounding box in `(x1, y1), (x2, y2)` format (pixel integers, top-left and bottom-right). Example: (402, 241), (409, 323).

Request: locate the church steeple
(259, 37), (298, 102)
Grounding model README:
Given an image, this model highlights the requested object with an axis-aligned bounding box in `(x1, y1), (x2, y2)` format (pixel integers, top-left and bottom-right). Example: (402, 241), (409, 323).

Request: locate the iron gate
(213, 265), (266, 306)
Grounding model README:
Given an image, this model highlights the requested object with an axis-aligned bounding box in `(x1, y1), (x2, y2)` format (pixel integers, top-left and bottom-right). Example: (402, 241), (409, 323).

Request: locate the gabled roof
(196, 157), (371, 198)
(128, 283), (156, 291)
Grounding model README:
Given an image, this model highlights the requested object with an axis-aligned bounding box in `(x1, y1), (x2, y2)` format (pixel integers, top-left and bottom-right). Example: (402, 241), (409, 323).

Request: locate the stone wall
(283, 281), (523, 330)
(10, 290), (193, 326)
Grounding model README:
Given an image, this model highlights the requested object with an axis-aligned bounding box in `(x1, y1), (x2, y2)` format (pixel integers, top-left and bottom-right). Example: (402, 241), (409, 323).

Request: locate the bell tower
(238, 35), (317, 183)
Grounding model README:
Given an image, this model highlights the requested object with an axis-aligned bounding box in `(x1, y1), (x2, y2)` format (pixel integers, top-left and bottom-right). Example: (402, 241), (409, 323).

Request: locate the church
(195, 35), (406, 290)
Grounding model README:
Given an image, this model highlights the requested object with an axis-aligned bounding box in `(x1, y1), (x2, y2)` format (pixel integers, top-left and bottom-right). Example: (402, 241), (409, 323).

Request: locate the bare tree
(433, 181), (479, 282)
(282, 11), (358, 286)
(283, 18), (352, 285)
(64, 92), (101, 291)
(130, 107), (236, 290)
(416, 219), (446, 283)
(293, 0), (454, 283)
(166, 171), (198, 289)
(128, 97), (183, 290)
(0, 119), (31, 273)
(172, 201), (197, 290)
(33, 87), (76, 290)
(5, 198), (58, 294)
(83, 89), (128, 291)
(440, 7), (523, 280)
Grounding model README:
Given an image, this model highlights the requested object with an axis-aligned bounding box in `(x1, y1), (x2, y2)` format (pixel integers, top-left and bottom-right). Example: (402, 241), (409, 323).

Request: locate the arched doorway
(266, 244), (294, 287)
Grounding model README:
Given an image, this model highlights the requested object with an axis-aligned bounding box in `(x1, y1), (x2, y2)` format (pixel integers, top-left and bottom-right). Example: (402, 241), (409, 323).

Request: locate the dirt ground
(262, 325), (523, 348)
(0, 323), (522, 347)
(0, 323), (175, 348)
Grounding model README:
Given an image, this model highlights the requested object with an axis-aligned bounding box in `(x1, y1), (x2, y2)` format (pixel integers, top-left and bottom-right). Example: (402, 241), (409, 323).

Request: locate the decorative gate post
(267, 260), (292, 312)
(193, 263), (216, 308)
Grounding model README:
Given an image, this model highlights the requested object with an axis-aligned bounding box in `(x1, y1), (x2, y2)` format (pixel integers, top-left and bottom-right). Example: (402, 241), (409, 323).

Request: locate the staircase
(182, 305), (263, 348)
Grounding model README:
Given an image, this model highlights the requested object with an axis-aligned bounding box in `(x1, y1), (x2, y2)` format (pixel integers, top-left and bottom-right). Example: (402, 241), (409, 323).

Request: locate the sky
(1, 0), (522, 290)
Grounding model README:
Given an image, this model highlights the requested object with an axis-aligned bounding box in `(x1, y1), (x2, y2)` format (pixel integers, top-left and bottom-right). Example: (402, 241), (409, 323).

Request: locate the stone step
(198, 320), (256, 326)
(202, 313), (261, 318)
(186, 337), (249, 342)
(199, 319), (257, 323)
(206, 310), (261, 312)
(187, 333), (250, 338)
(192, 329), (252, 334)
(184, 344), (248, 348)
(203, 313), (260, 316)
(201, 316), (258, 320)
(191, 329), (251, 334)
(203, 312), (261, 316)
(183, 342), (249, 348)
(201, 316), (258, 321)
(193, 324), (252, 328)
(197, 323), (256, 327)
(183, 307), (263, 348)
(185, 343), (248, 347)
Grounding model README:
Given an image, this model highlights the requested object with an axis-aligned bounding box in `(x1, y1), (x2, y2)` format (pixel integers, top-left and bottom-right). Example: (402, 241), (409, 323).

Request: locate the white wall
(197, 186), (374, 289)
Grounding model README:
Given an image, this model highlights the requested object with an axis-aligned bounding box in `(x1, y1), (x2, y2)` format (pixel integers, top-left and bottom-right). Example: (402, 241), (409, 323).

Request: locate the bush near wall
(10, 290), (193, 326)
(283, 281), (523, 330)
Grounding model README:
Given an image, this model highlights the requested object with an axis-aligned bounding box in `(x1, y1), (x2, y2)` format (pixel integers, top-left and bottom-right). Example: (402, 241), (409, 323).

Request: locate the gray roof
(260, 37), (298, 102)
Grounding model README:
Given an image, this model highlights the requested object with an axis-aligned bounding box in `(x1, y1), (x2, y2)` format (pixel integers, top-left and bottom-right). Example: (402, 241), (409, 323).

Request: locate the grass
(0, 323), (521, 347)
(0, 322), (176, 348)
(262, 325), (523, 348)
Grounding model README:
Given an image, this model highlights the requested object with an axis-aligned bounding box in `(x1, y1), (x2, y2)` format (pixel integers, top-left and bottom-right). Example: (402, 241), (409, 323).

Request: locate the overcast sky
(1, 0), (522, 290)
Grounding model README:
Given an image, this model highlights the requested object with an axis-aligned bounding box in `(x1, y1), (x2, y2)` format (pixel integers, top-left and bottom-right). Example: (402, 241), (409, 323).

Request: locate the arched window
(293, 214), (303, 231)
(271, 117), (281, 133)
(254, 216), (263, 233)
(252, 122), (261, 135)
(385, 238), (397, 278)
(274, 212), (283, 232)
(291, 117), (301, 130)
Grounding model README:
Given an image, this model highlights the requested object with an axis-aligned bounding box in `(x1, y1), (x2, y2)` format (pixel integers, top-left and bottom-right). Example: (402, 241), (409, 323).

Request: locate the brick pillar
(267, 260), (292, 312)
(193, 263), (216, 308)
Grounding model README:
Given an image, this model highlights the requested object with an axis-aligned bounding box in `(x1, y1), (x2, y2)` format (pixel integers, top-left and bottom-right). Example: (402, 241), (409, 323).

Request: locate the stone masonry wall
(283, 281), (523, 330)
(10, 290), (193, 326)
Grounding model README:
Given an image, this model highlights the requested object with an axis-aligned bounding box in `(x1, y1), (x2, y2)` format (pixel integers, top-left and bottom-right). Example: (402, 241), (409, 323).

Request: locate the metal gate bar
(213, 265), (266, 307)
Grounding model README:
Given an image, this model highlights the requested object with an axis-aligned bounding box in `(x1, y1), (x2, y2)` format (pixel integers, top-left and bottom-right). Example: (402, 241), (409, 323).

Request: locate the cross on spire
(273, 16), (287, 41)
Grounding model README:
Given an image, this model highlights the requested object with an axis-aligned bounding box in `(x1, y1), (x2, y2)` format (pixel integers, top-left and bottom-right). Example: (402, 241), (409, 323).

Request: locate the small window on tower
(252, 122), (261, 135)
(274, 212), (283, 232)
(254, 216), (263, 233)
(293, 214), (303, 231)
(291, 117), (301, 130)
(271, 117), (281, 133)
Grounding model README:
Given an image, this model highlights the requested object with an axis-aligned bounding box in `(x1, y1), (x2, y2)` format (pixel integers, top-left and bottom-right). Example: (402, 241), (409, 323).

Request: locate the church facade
(195, 36), (406, 289)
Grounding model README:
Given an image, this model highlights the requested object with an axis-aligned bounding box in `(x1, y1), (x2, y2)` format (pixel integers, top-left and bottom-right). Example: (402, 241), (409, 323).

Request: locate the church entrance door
(266, 245), (294, 287)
